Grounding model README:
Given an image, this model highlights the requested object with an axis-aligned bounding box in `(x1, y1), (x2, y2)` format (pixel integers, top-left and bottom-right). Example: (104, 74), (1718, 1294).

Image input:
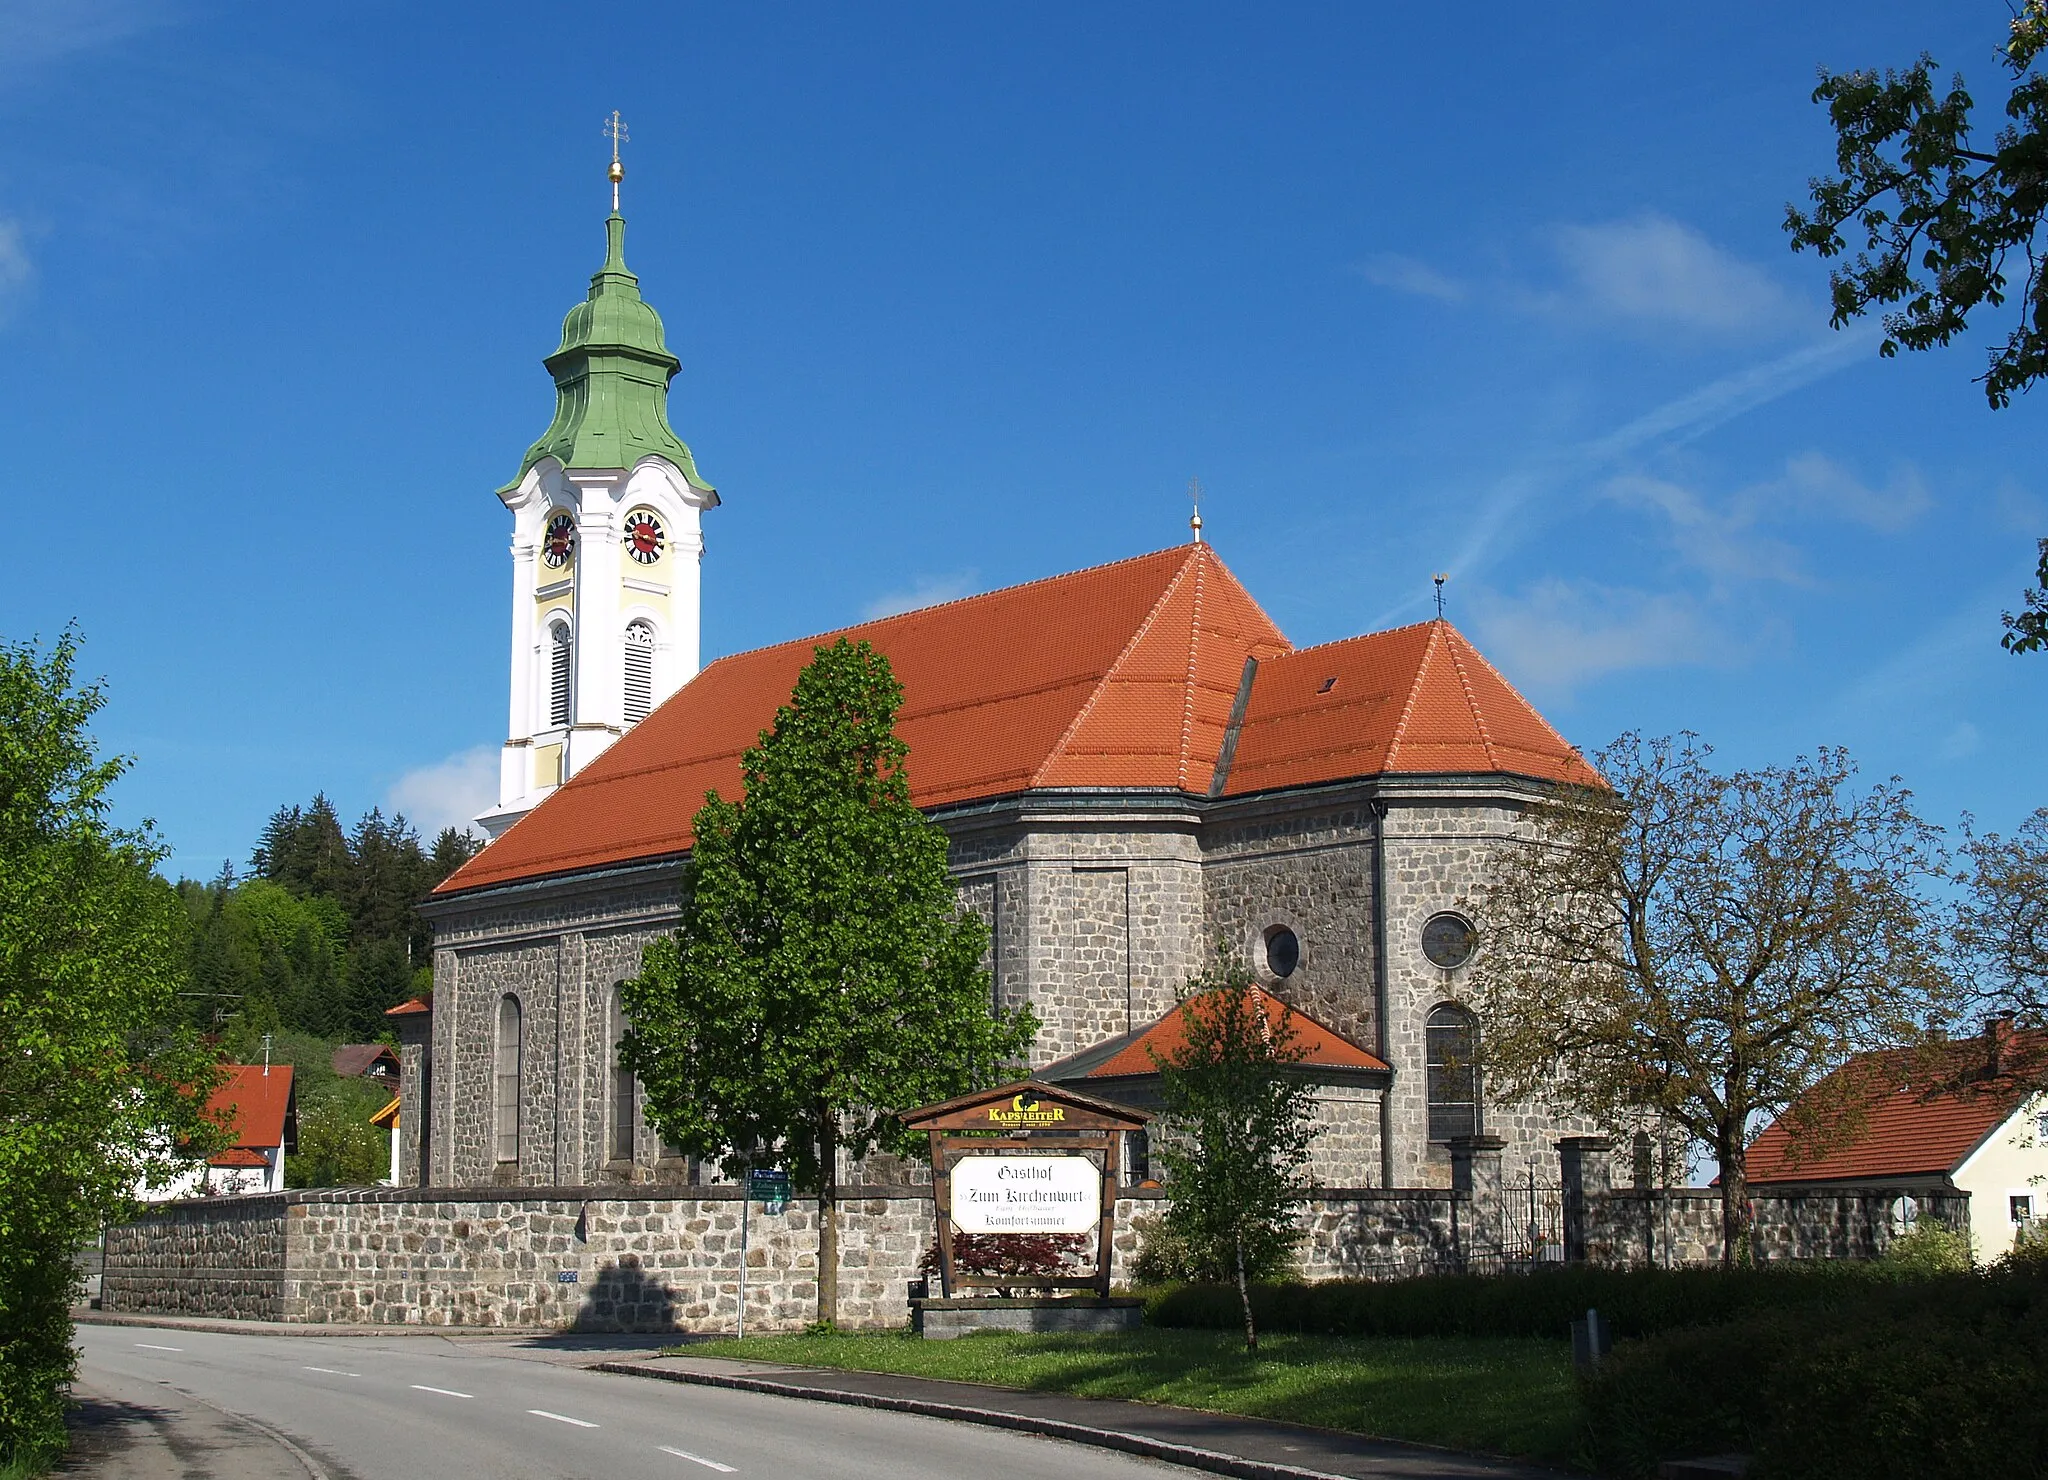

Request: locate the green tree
(621, 639), (1036, 1325)
(1466, 734), (1955, 1266)
(0, 631), (220, 1464)
(1150, 961), (1319, 1353)
(1785, 2), (2048, 652)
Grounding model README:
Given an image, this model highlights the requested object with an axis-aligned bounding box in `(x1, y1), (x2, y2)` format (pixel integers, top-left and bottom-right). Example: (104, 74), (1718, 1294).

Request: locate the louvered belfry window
(495, 994), (522, 1164)
(624, 621), (656, 723)
(548, 621), (573, 728)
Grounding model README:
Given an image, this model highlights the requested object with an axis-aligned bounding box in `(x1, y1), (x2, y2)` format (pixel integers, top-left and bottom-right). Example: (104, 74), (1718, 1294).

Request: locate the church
(401, 173), (1600, 1200)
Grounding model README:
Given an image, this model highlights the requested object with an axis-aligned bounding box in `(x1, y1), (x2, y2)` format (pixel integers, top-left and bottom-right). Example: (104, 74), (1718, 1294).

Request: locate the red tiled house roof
(1041, 988), (1391, 1089)
(1746, 1033), (2045, 1184)
(331, 1044), (399, 1079)
(440, 545), (1594, 896)
(203, 1065), (295, 1166)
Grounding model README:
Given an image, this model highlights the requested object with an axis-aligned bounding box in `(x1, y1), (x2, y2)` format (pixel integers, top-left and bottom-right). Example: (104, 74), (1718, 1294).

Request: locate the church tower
(477, 133), (717, 840)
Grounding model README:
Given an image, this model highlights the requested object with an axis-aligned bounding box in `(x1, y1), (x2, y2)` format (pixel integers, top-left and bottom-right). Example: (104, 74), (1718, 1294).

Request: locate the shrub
(1128, 1211), (1219, 1285)
(1880, 1216), (1973, 1273)
(919, 1233), (1091, 1295)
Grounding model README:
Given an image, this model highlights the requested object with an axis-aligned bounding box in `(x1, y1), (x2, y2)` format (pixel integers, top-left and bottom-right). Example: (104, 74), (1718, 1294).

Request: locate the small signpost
(899, 1079), (1150, 1322)
(736, 1168), (792, 1340)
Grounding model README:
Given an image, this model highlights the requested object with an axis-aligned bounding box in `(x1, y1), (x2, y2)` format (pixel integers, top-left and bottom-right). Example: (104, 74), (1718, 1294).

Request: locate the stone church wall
(1201, 794), (1380, 1049)
(419, 780), (1597, 1199)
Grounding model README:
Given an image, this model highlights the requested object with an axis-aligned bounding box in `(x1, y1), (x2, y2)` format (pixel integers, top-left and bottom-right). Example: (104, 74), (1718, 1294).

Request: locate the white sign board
(950, 1154), (1101, 1235)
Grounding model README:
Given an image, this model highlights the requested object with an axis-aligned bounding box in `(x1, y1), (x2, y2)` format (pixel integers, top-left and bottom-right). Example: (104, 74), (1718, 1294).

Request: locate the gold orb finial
(1188, 476), (1204, 544)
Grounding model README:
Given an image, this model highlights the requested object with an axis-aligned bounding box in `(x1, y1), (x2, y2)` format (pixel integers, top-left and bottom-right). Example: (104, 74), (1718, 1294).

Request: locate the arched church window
(494, 994), (523, 1164)
(624, 621), (656, 724)
(548, 620), (573, 728)
(1425, 1004), (1480, 1143)
(610, 986), (637, 1163)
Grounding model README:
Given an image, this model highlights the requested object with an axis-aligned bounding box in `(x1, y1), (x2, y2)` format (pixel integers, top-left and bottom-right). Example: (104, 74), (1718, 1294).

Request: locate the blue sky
(6, 1), (2043, 877)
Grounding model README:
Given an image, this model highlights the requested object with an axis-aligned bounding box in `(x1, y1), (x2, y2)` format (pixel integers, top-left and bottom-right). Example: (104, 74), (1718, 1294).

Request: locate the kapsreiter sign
(950, 1154), (1101, 1235)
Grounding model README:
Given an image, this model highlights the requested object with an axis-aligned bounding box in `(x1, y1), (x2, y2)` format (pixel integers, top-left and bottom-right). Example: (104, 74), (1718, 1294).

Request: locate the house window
(494, 994), (522, 1164)
(548, 620), (573, 728)
(2013, 1194), (2035, 1225)
(610, 987), (636, 1163)
(624, 620), (656, 723)
(1426, 1004), (1480, 1142)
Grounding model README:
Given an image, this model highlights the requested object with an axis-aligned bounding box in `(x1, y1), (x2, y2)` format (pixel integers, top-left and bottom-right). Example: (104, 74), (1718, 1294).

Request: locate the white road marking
(133, 1343), (183, 1352)
(410, 1385), (473, 1399)
(529, 1409), (599, 1428)
(302, 1367), (361, 1377)
(660, 1445), (737, 1472)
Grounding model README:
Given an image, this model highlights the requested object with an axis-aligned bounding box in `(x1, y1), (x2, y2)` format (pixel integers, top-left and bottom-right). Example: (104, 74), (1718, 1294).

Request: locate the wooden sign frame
(900, 1080), (1150, 1299)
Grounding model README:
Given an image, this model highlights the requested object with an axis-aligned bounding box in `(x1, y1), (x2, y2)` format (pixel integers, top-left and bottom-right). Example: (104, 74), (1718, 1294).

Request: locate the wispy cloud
(1354, 252), (1466, 302)
(1536, 214), (1796, 335)
(0, 0), (181, 86)
(863, 570), (980, 620)
(385, 747), (495, 839)
(1602, 472), (1807, 587)
(1425, 332), (1876, 606)
(1469, 580), (1728, 699)
(1776, 451), (1929, 532)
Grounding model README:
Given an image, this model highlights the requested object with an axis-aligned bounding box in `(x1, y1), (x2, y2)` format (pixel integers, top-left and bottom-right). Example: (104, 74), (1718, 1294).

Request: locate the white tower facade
(476, 203), (718, 841)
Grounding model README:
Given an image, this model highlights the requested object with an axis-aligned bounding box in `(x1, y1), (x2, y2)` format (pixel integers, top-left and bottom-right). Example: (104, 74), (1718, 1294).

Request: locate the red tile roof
(1223, 621), (1599, 796)
(204, 1065), (294, 1159)
(385, 996), (431, 1017)
(439, 545), (1591, 895)
(1050, 988), (1391, 1081)
(209, 1147), (272, 1170)
(1745, 1033), (2043, 1184)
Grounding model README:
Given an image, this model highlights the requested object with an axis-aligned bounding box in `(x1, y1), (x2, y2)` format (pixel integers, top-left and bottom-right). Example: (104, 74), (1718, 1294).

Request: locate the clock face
(542, 512), (576, 568)
(624, 511), (666, 565)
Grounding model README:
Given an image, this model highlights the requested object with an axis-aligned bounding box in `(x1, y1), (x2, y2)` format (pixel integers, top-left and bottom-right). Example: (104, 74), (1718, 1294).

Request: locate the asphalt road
(71, 1324), (1204, 1480)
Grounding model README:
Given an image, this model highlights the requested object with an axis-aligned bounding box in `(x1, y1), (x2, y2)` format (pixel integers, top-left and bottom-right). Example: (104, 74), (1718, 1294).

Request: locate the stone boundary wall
(104, 1185), (1466, 1332)
(102, 1194), (290, 1321)
(104, 1143), (1972, 1331)
(1584, 1186), (1972, 1267)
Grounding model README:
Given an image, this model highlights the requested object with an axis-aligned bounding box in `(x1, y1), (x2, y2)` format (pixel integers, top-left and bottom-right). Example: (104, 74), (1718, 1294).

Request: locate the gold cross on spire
(604, 110), (630, 211)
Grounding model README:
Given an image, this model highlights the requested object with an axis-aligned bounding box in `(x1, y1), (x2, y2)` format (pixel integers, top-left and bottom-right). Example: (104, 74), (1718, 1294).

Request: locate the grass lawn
(685, 1326), (1583, 1465)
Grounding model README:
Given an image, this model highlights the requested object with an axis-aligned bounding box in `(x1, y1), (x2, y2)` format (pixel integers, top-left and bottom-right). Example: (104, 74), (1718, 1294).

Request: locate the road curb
(73, 1311), (559, 1339)
(594, 1359), (1384, 1480)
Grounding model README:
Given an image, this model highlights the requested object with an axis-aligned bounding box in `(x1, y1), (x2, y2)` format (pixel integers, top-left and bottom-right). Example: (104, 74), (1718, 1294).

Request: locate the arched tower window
(547, 619), (573, 728)
(494, 994), (523, 1164)
(623, 620), (656, 724)
(610, 986), (637, 1163)
(1425, 1004), (1480, 1143)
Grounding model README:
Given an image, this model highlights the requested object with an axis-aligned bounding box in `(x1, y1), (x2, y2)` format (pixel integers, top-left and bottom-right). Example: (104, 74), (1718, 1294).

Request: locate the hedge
(1144, 1261), (1911, 1341)
(1582, 1263), (2048, 1478)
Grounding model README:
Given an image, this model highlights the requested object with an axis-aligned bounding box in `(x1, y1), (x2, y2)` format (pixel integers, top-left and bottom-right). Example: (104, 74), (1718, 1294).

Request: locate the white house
(1747, 1027), (2047, 1261)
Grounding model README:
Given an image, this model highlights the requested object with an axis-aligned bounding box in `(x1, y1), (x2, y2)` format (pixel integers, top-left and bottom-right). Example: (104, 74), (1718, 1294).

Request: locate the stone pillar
(1558, 1135), (1614, 1263)
(392, 1007), (432, 1187)
(1449, 1134), (1506, 1262)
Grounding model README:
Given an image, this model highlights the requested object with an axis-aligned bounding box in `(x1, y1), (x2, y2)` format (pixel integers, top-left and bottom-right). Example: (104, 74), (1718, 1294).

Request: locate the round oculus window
(1421, 913), (1476, 970)
(1263, 925), (1300, 979)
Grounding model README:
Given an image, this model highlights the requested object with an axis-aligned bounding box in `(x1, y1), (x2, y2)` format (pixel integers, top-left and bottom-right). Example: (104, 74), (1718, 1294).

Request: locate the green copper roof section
(504, 212), (716, 497)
